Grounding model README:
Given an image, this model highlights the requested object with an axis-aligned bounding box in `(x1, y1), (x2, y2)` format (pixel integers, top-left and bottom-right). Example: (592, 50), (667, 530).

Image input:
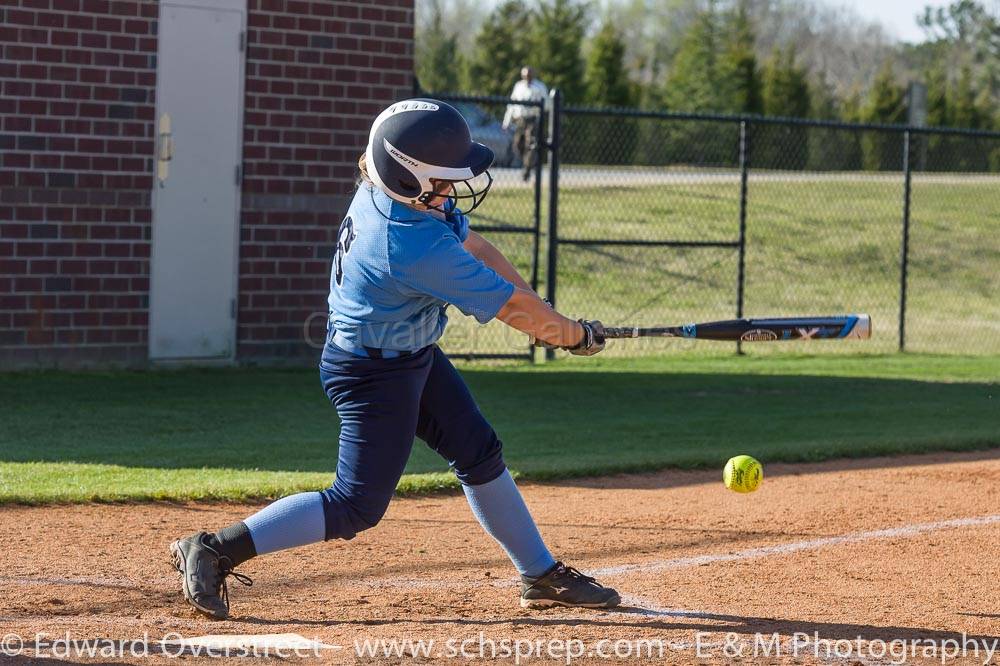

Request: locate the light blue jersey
(328, 184), (515, 353)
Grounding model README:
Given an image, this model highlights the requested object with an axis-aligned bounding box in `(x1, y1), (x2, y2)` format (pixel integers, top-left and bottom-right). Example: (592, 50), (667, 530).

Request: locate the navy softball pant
(318, 342), (506, 541)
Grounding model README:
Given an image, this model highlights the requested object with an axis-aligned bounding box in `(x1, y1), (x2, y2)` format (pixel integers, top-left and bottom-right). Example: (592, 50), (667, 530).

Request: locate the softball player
(170, 99), (618, 619)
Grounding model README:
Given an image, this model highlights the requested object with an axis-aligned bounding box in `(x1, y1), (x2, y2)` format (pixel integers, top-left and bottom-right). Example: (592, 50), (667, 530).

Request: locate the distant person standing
(502, 67), (548, 181)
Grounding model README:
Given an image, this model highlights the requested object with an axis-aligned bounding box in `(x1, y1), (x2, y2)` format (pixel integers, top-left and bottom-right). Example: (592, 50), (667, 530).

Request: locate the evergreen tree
(664, 7), (724, 112)
(924, 63), (950, 128)
(660, 3), (737, 166)
(656, 2), (763, 115)
(838, 88), (866, 170)
(638, 56), (668, 111)
(862, 62), (906, 124)
(976, 88), (995, 131)
(659, 2), (776, 166)
(839, 88), (864, 123)
(920, 63), (951, 170)
(859, 61), (906, 170)
(532, 0), (588, 104)
(809, 73), (840, 121)
(415, 0), (464, 94)
(584, 19), (633, 107)
(759, 47), (811, 168)
(950, 64), (984, 129)
(761, 47), (811, 119)
(583, 18), (636, 164)
(720, 3), (762, 114)
(466, 0), (534, 97)
(806, 73), (850, 170)
(632, 55), (669, 166)
(950, 65), (995, 169)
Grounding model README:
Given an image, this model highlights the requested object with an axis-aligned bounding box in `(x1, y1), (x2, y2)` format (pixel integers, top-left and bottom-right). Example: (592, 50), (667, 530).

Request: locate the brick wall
(238, 0), (414, 362)
(0, 0), (158, 368)
(0, 0), (415, 368)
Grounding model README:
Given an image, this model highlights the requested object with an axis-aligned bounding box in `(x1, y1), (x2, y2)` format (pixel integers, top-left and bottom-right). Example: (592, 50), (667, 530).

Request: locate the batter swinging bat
(603, 314), (871, 342)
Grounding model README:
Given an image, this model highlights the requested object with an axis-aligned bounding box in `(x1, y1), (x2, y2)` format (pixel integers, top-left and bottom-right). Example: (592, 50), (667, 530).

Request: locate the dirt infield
(3, 450), (1000, 664)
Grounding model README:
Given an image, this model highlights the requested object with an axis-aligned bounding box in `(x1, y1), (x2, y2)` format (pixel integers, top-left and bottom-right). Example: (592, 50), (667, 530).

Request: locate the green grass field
(2, 354), (997, 504)
(3, 172), (996, 504)
(443, 174), (1000, 357)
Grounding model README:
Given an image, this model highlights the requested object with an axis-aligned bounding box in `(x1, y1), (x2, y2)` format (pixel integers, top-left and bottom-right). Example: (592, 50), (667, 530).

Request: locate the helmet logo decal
(383, 138), (475, 181)
(387, 144), (420, 168)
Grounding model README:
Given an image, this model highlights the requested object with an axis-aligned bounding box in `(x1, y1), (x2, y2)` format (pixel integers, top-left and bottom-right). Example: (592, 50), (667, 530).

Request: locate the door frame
(149, 0), (247, 363)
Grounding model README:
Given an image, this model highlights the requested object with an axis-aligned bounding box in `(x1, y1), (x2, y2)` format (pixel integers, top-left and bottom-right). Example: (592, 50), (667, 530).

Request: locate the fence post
(898, 129), (913, 352)
(735, 119), (750, 355)
(529, 100), (545, 362)
(530, 100), (545, 291)
(544, 89), (562, 361)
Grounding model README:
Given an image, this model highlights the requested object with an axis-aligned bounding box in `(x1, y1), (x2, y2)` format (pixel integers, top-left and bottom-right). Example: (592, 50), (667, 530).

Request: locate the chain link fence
(739, 121), (906, 355)
(428, 92), (999, 358)
(556, 108), (744, 356)
(907, 131), (1000, 353)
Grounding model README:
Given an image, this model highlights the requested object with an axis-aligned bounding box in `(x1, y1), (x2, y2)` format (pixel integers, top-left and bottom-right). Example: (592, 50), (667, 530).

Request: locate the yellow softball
(723, 455), (763, 493)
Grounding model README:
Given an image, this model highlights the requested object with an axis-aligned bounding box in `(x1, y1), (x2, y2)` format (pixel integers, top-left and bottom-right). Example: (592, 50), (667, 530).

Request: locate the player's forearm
(496, 288), (583, 347)
(464, 231), (532, 290)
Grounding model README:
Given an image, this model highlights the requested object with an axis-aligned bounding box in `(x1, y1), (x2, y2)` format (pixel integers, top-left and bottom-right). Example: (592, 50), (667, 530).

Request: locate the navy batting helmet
(365, 98), (494, 213)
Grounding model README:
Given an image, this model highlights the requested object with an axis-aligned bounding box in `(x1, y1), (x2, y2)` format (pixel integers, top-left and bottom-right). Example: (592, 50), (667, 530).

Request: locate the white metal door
(149, 0), (245, 361)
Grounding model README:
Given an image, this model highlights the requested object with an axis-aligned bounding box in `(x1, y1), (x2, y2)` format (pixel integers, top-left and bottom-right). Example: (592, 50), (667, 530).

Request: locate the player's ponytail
(357, 152), (371, 185)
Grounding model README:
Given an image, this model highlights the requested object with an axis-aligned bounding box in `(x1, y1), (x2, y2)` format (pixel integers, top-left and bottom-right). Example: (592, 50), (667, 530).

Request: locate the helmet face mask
(418, 172), (494, 215)
(365, 99), (495, 215)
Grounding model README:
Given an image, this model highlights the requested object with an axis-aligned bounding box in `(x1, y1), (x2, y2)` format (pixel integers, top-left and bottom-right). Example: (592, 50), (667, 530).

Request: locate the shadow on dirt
(233, 607), (1000, 644)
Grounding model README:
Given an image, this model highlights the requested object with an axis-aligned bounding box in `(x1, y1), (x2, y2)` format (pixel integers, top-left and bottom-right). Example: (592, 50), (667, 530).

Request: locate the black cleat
(520, 562), (620, 609)
(169, 531), (252, 620)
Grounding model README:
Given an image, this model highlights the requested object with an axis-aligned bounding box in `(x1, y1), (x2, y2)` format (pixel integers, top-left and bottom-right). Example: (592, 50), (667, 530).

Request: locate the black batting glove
(567, 319), (605, 356)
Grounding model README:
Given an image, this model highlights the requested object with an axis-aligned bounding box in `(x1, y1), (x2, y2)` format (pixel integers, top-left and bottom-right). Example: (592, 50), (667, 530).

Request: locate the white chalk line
(8, 513), (993, 662)
(361, 514), (1000, 592)
(7, 514), (997, 666)
(9, 514), (1000, 611)
(591, 514), (1000, 577)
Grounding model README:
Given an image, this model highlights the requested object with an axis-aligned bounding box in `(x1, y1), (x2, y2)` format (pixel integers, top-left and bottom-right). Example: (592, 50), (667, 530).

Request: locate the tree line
(416, 0), (1000, 133)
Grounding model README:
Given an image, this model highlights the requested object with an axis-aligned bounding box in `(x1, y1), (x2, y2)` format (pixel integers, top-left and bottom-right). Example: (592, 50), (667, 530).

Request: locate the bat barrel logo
(740, 329), (778, 341)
